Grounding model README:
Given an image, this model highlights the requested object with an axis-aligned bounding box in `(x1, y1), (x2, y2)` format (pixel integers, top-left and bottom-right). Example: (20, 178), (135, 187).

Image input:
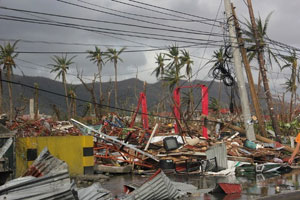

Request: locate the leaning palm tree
(105, 47), (126, 107)
(280, 51), (299, 122)
(0, 41), (18, 121)
(87, 46), (105, 104)
(49, 54), (75, 119)
(243, 12), (280, 92)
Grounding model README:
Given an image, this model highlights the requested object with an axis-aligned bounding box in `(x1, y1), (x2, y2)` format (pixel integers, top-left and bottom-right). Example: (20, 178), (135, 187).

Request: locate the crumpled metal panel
(123, 170), (180, 200)
(0, 171), (75, 200)
(76, 183), (112, 200)
(23, 147), (68, 177)
(0, 147), (75, 200)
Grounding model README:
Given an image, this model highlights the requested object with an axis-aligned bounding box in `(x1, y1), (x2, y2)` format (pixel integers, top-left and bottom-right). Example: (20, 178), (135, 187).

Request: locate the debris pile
(5, 113), (297, 176)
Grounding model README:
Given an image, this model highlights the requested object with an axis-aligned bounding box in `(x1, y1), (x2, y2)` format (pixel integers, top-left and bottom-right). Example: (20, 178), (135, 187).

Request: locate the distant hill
(1, 75), (268, 116)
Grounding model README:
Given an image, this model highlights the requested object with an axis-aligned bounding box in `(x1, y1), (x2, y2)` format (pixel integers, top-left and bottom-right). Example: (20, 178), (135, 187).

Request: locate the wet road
(101, 169), (300, 199)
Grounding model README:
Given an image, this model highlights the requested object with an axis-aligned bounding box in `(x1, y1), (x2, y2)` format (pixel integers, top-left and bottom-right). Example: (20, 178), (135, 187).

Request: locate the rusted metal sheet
(23, 147), (68, 177)
(218, 183), (242, 194)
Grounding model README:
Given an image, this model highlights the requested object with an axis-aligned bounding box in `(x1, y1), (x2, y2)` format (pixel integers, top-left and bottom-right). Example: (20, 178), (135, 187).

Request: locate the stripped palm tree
(0, 41), (18, 121)
(49, 54), (75, 119)
(105, 47), (126, 107)
(180, 49), (194, 117)
(87, 46), (105, 104)
(152, 53), (165, 80)
(280, 51), (299, 122)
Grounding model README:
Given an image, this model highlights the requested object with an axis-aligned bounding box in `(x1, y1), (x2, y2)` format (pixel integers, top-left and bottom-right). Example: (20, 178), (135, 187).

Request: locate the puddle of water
(101, 169), (300, 199)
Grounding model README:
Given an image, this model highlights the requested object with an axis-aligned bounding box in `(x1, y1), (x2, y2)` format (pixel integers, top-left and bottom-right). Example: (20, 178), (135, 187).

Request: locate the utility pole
(224, 0), (255, 141)
(246, 0), (282, 138)
(231, 4), (267, 137)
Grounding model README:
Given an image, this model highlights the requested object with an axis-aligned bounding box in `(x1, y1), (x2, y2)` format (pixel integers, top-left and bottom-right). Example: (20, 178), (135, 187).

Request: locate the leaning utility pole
(224, 0), (256, 141)
(246, 0), (282, 138)
(231, 4), (268, 137)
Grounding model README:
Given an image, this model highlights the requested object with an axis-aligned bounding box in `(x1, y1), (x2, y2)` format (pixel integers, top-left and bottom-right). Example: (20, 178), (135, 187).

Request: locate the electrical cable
(78, 0), (198, 22)
(111, 0), (220, 26)
(127, 0), (223, 23)
(0, 15), (225, 45)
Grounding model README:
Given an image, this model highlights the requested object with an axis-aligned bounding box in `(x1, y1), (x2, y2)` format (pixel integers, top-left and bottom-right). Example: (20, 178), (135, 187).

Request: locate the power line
(0, 6), (227, 37)
(78, 0), (197, 22)
(127, 0), (223, 23)
(193, 0), (223, 81)
(0, 15), (227, 46)
(0, 38), (146, 48)
(55, 0), (223, 35)
(111, 0), (220, 26)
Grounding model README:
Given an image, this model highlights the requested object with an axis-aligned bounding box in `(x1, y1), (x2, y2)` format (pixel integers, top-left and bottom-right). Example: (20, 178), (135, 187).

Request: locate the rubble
(1, 110), (299, 198)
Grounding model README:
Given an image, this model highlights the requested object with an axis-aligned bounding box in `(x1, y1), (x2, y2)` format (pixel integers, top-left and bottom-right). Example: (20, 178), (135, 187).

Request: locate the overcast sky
(0, 0), (299, 96)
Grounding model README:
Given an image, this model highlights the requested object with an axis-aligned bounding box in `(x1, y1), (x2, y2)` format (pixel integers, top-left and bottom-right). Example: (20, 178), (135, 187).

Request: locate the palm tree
(152, 53), (166, 112)
(0, 41), (18, 121)
(105, 47), (126, 107)
(243, 12), (280, 92)
(152, 53), (165, 79)
(162, 67), (185, 91)
(165, 45), (181, 87)
(87, 46), (105, 104)
(280, 51), (299, 122)
(179, 49), (193, 80)
(49, 54), (75, 119)
(180, 49), (194, 116)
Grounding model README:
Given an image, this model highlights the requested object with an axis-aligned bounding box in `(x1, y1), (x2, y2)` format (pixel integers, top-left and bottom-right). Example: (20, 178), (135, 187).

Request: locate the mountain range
(1, 74), (269, 117)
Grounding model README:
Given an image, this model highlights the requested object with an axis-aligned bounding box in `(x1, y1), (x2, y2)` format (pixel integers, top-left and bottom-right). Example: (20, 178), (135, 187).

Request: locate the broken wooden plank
(228, 156), (254, 163)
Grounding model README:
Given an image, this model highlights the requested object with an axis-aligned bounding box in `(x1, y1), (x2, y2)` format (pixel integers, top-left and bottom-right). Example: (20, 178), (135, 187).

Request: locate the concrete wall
(16, 135), (94, 177)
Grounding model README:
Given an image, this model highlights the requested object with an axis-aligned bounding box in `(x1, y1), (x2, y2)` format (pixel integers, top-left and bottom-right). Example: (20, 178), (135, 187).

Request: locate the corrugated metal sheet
(0, 171), (75, 200)
(23, 147), (68, 177)
(76, 183), (112, 200)
(218, 183), (242, 194)
(206, 143), (228, 170)
(123, 170), (180, 200)
(0, 147), (75, 200)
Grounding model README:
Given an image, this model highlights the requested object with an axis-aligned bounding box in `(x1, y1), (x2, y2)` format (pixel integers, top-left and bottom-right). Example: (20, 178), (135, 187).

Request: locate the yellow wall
(16, 135), (94, 177)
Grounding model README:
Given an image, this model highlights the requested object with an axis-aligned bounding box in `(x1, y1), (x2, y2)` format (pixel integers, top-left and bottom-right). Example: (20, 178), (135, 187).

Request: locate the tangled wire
(209, 46), (235, 86)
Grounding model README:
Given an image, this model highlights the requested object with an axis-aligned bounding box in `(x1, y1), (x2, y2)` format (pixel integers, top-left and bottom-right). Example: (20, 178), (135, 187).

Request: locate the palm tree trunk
(34, 83), (39, 120)
(289, 91), (294, 122)
(114, 60), (118, 107)
(6, 66), (13, 121)
(0, 69), (2, 114)
(98, 63), (103, 103)
(62, 73), (70, 119)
